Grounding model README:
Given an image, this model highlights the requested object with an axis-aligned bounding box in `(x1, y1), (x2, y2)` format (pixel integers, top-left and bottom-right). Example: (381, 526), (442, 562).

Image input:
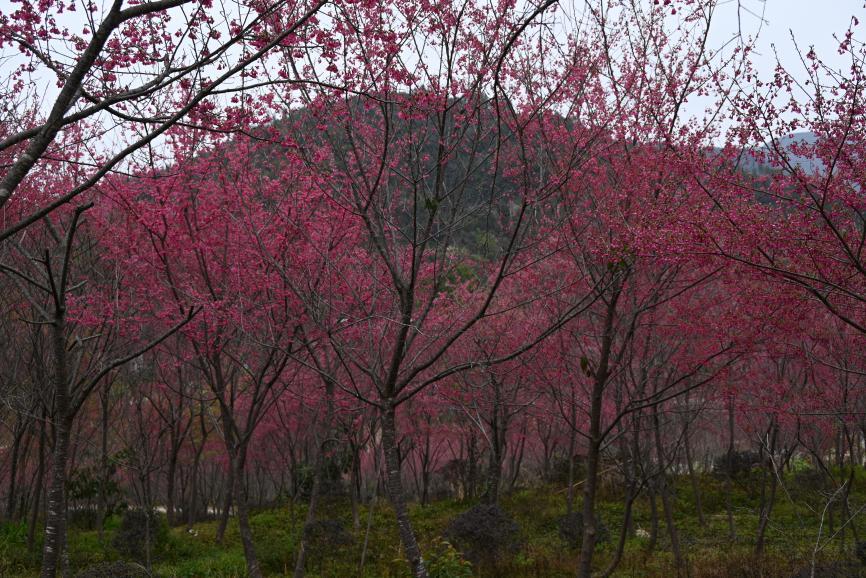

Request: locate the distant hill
(737, 131), (822, 174)
(776, 132), (822, 173)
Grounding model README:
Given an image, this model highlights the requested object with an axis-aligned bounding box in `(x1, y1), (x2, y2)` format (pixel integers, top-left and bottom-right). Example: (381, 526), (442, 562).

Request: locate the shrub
(857, 541), (866, 566)
(790, 562), (865, 578)
(294, 458), (349, 499)
(111, 509), (168, 564)
(792, 467), (830, 497)
(556, 512), (609, 549)
(303, 518), (353, 558)
(0, 521), (32, 574)
(74, 561), (150, 578)
(712, 450), (763, 478)
(543, 455), (588, 485)
(445, 504), (520, 564)
(0, 520), (26, 545)
(67, 509), (102, 531)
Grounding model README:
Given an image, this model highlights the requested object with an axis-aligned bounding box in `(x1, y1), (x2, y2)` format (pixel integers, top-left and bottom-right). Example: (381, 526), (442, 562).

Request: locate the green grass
(5, 470), (866, 577)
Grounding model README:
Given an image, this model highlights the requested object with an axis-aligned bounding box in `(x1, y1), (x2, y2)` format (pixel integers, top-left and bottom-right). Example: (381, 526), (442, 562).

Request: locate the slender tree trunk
(188, 406), (207, 529)
(41, 418), (71, 578)
(755, 423), (779, 555)
(577, 434), (601, 578)
(139, 466), (155, 574)
(382, 404), (428, 578)
(483, 447), (503, 505)
(466, 436), (477, 500)
(755, 467), (778, 555)
(835, 428), (844, 468)
(15, 432), (33, 522)
(359, 490), (377, 574)
(508, 421), (526, 491)
(648, 486), (659, 552)
(482, 393), (503, 505)
(6, 422), (23, 520)
(599, 482), (638, 578)
(167, 447), (178, 527)
(726, 395), (736, 540)
(97, 382), (110, 542)
(187, 448), (202, 529)
(13, 434), (37, 520)
(293, 444), (324, 578)
(577, 291), (618, 578)
(421, 432), (432, 506)
(653, 405), (684, 575)
(294, 378), (335, 578)
(40, 315), (71, 578)
(214, 363), (235, 546)
(228, 444), (262, 578)
(28, 412), (46, 552)
(566, 412), (577, 516)
(843, 431), (859, 543)
(682, 407), (705, 527)
(215, 463), (234, 544)
(350, 446), (361, 531)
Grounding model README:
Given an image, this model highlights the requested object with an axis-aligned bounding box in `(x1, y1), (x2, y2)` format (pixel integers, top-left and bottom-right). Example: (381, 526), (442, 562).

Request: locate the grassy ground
(3, 471), (866, 577)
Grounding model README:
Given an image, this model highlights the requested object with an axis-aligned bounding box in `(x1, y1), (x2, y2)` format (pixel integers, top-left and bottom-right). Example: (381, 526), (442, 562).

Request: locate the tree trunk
(647, 483), (660, 551)
(43, 455), (68, 577)
(755, 466), (778, 555)
(382, 405), (428, 578)
(682, 404), (705, 527)
(294, 377), (335, 578)
(215, 463), (234, 544)
(359, 491), (377, 574)
(188, 406), (208, 529)
(653, 404), (684, 575)
(6, 421), (23, 520)
(350, 446), (362, 531)
(566, 413), (577, 516)
(187, 450), (201, 529)
(421, 432), (432, 506)
(28, 411), (46, 552)
(293, 442), (324, 578)
(483, 448), (503, 505)
(40, 315), (71, 578)
(576, 290), (618, 578)
(232, 448), (263, 578)
(482, 391), (503, 505)
(97, 382), (110, 542)
(507, 422), (526, 492)
(599, 482), (638, 578)
(726, 395), (736, 540)
(166, 446), (179, 526)
(466, 435), (477, 500)
(842, 429), (860, 543)
(577, 435), (601, 578)
(755, 422), (779, 555)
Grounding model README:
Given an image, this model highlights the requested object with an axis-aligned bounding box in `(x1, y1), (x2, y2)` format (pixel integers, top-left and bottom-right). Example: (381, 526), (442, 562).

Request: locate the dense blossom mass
(1, 0), (866, 577)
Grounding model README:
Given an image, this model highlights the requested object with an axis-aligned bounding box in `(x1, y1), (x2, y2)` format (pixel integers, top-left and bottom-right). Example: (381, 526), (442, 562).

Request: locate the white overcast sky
(711, 0), (863, 71)
(0, 0), (862, 130)
(0, 0), (860, 72)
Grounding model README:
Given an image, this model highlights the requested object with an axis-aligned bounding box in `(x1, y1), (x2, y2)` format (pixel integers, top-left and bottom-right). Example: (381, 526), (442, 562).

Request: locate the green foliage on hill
(5, 468), (866, 577)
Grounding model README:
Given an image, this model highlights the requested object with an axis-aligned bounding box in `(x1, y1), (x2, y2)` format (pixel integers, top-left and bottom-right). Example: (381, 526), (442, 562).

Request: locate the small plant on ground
(426, 539), (473, 578)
